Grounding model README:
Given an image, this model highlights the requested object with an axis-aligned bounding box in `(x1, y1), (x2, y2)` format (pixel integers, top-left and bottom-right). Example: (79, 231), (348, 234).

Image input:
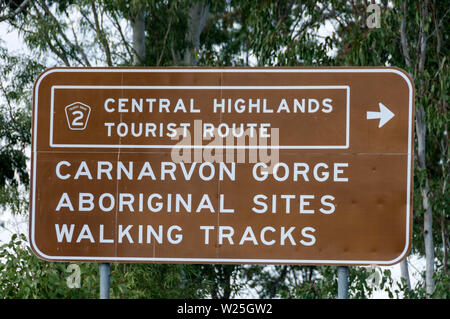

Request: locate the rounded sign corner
(28, 234), (55, 263)
(33, 67), (63, 89)
(380, 238), (413, 267)
(385, 66), (415, 94)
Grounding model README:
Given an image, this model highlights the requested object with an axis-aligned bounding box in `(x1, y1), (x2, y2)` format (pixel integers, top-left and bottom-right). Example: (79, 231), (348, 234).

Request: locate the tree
(328, 0), (448, 298)
(0, 0), (30, 23)
(0, 234), (211, 298)
(0, 47), (43, 214)
(397, 0), (448, 297)
(0, 0), (448, 299)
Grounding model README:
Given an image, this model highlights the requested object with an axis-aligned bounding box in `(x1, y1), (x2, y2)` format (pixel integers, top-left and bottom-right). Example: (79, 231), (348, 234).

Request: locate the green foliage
(240, 265), (403, 299)
(431, 270), (450, 299)
(0, 0), (448, 299)
(0, 47), (45, 212)
(242, 265), (334, 299)
(0, 233), (211, 298)
(0, 234), (99, 298)
(198, 264), (244, 299)
(110, 263), (210, 298)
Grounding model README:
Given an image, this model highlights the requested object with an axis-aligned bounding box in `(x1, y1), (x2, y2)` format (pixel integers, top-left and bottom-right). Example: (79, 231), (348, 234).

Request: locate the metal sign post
(99, 263), (111, 299)
(337, 266), (349, 299)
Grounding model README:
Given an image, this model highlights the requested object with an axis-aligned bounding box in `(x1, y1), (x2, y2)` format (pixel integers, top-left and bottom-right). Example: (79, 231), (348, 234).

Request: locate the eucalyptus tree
(328, 0), (448, 298)
(0, 0), (447, 298)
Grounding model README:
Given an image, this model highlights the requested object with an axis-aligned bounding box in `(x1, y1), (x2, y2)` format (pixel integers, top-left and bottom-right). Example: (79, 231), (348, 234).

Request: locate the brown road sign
(29, 67), (414, 265)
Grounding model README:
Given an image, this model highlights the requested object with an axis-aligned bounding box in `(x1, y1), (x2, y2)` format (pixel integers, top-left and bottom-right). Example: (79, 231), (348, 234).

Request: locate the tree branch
(91, 1), (113, 66)
(268, 266), (287, 298)
(108, 10), (134, 63)
(400, 0), (412, 70)
(418, 0), (429, 74)
(0, 78), (20, 131)
(36, 0), (89, 66)
(65, 10), (91, 67)
(157, 13), (173, 66)
(0, 0), (30, 22)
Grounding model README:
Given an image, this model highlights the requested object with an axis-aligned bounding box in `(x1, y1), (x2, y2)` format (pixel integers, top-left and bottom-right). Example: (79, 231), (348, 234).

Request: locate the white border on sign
(49, 85), (350, 149)
(30, 68), (413, 265)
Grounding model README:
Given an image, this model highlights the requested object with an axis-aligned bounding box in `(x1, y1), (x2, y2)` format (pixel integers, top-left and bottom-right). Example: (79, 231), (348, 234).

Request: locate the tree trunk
(184, 1), (209, 66)
(401, 0), (434, 297)
(417, 0), (435, 297)
(131, 11), (145, 66)
(398, 1), (412, 291)
(422, 180), (435, 296)
(416, 105), (435, 297)
(400, 258), (411, 290)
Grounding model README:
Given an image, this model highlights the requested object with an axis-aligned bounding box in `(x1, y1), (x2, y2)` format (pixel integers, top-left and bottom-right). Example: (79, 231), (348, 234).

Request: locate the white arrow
(366, 103), (395, 128)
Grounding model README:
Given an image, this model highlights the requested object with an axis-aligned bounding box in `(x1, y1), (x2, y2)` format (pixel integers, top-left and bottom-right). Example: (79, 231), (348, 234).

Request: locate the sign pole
(99, 263), (111, 299)
(337, 266), (349, 299)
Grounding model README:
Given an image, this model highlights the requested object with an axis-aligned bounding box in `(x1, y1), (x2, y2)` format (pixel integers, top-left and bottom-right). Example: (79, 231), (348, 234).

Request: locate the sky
(0, 21), (23, 53)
